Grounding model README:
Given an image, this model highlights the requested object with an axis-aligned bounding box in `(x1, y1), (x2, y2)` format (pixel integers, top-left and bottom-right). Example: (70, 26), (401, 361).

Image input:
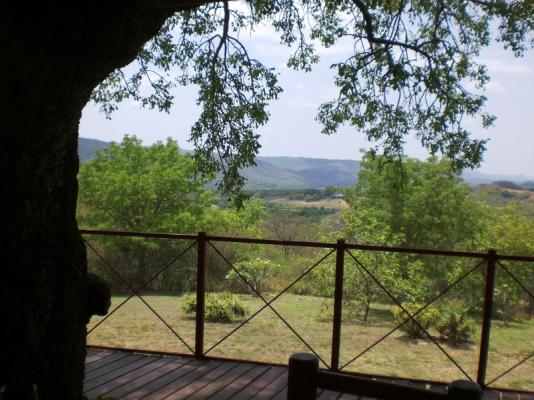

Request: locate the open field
(502, 188), (534, 201)
(268, 198), (350, 209)
(87, 293), (533, 390)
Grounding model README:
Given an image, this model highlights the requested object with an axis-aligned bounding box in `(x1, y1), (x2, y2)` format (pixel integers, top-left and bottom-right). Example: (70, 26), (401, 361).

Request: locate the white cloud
(244, 23), (280, 43)
(485, 80), (507, 93)
(479, 57), (531, 75)
(280, 94), (318, 108)
(127, 100), (142, 108)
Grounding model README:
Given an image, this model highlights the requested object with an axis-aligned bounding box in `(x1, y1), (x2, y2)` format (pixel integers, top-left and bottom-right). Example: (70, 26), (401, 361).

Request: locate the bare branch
(351, 0), (433, 60)
(213, 1), (230, 63)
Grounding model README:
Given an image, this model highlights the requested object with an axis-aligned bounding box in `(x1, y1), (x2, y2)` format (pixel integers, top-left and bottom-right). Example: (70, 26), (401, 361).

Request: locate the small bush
(181, 292), (248, 323)
(392, 303), (438, 339)
(181, 293), (197, 314)
(436, 312), (473, 344)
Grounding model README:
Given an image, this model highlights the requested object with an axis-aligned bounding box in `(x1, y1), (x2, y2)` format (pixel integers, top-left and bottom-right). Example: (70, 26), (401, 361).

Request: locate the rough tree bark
(0, 3), (205, 399)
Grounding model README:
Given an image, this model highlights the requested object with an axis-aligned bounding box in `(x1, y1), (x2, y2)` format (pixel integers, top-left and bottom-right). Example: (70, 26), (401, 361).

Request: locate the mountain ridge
(78, 137), (534, 189)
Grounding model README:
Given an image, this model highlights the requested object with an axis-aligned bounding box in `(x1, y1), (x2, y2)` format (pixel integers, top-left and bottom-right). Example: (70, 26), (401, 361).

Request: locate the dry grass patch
(87, 294), (533, 390)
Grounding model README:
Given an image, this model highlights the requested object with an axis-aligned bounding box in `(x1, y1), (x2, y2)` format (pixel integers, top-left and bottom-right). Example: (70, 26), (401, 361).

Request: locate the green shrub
(392, 303), (439, 339)
(180, 292), (248, 323)
(436, 312), (473, 344)
(181, 293), (197, 314)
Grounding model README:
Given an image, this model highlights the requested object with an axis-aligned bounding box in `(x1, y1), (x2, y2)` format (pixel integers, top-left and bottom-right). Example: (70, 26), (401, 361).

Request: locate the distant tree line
(247, 186), (341, 201)
(78, 138), (534, 332)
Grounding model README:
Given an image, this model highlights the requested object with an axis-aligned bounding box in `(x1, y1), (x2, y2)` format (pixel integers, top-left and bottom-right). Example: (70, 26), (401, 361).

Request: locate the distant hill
(78, 137), (534, 189)
(78, 138), (360, 188)
(242, 156), (361, 189)
(78, 138), (110, 161)
(461, 170), (534, 185)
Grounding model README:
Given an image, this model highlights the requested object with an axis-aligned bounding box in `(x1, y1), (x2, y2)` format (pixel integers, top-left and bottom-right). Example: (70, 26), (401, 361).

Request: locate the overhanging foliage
(92, 0), (534, 196)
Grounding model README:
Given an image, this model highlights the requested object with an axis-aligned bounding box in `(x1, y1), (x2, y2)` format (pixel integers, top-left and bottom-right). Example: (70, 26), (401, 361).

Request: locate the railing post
(287, 353), (318, 400)
(448, 380), (482, 400)
(477, 248), (497, 386)
(195, 231), (207, 359)
(331, 238), (345, 371)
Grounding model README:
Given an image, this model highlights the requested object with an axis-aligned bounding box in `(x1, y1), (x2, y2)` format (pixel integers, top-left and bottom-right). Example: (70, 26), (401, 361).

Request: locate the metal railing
(81, 229), (534, 393)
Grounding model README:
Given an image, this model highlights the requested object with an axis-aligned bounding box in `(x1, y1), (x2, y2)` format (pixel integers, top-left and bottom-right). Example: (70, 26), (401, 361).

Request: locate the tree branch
(213, 1), (230, 63)
(351, 0), (432, 61)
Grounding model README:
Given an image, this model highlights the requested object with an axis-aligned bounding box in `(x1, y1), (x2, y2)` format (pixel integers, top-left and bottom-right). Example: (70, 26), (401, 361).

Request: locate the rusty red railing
(80, 229), (534, 393)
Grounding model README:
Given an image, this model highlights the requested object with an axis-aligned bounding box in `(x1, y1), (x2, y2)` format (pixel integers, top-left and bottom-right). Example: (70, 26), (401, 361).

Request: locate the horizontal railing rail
(82, 229), (534, 259)
(287, 353), (483, 400)
(81, 229), (534, 393)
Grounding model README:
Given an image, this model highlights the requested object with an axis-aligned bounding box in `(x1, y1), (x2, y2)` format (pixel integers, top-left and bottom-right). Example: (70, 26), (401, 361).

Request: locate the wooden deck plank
(185, 362), (256, 399)
(85, 348), (110, 364)
(207, 365), (270, 400)
(84, 355), (155, 393)
(249, 370), (288, 399)
(82, 349), (533, 400)
(85, 354), (145, 382)
(103, 357), (192, 399)
(271, 386), (288, 400)
(160, 361), (239, 399)
(85, 350), (131, 373)
(85, 355), (173, 399)
(229, 366), (287, 400)
(123, 359), (220, 399)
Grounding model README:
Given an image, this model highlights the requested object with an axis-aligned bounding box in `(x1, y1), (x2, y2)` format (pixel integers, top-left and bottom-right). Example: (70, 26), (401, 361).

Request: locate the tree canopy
(335, 154), (485, 311)
(78, 135), (218, 233)
(344, 153), (483, 250)
(92, 0), (533, 195)
(78, 135), (266, 235)
(78, 135), (266, 290)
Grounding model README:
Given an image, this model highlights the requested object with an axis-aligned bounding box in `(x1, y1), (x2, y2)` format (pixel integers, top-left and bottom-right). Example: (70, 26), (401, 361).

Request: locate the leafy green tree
(226, 257), (282, 295)
(79, 136), (207, 290)
(480, 204), (534, 321)
(482, 204), (534, 256)
(314, 208), (402, 321)
(345, 153), (483, 251)
(343, 154), (486, 305)
(3, 2), (533, 398)
(263, 213), (318, 254)
(324, 185), (339, 198)
(342, 209), (403, 320)
(79, 136), (214, 233)
(78, 136), (264, 290)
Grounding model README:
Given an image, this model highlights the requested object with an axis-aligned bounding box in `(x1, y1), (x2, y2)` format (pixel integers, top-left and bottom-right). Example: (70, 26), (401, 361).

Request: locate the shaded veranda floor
(84, 347), (534, 400)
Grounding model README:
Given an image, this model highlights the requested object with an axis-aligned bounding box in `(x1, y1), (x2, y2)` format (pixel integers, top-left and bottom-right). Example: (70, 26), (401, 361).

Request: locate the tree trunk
(0, 4), (203, 398)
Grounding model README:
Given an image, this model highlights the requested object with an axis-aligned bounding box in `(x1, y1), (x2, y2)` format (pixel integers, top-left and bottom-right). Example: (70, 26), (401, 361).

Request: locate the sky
(79, 15), (534, 178)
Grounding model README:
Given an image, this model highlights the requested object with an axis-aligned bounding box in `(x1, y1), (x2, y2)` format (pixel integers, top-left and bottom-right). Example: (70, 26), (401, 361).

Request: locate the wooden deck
(84, 348), (534, 400)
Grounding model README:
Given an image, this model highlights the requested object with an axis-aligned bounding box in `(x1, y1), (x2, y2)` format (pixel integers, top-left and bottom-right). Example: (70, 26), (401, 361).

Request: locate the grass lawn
(87, 293), (533, 390)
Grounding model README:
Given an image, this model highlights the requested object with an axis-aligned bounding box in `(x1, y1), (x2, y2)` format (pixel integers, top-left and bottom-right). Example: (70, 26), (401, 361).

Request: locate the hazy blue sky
(80, 21), (534, 177)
